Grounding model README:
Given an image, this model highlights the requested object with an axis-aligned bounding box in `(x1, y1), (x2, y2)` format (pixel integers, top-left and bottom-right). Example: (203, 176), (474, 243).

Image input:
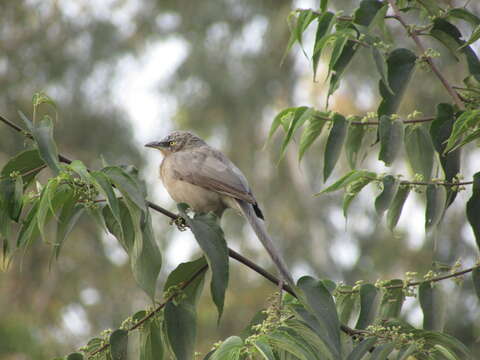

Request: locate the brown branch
(386, 0), (465, 109)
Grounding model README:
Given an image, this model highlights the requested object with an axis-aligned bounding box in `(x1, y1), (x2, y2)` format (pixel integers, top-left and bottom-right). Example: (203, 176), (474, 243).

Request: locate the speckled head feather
(145, 131), (206, 153)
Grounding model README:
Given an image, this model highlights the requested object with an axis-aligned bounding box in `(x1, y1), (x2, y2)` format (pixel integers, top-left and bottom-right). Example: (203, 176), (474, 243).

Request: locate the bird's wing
(171, 147), (257, 204)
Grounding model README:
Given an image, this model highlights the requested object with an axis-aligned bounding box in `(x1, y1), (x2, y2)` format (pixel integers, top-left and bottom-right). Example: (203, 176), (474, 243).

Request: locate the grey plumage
(145, 131), (294, 285)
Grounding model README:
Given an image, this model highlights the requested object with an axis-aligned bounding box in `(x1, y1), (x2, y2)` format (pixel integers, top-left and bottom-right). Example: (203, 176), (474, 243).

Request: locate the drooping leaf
(447, 8), (480, 27)
(178, 203), (229, 320)
(346, 337), (377, 360)
(282, 10), (318, 63)
(16, 200), (40, 248)
(356, 284), (379, 329)
(109, 329), (128, 360)
(375, 175), (399, 215)
(102, 166), (147, 212)
(445, 109), (480, 153)
(404, 125), (435, 180)
(0, 176), (23, 222)
(379, 279), (404, 319)
(165, 301), (197, 360)
(472, 267), (480, 302)
(343, 175), (374, 217)
(425, 184), (447, 230)
(297, 276), (341, 359)
(324, 113), (348, 181)
(318, 170), (376, 194)
(378, 115), (404, 166)
(377, 49), (417, 117)
(461, 24), (480, 49)
(91, 171), (122, 233)
(386, 185), (410, 231)
(419, 282), (445, 331)
(370, 343), (395, 360)
(345, 120), (366, 169)
(254, 338), (276, 360)
(327, 41), (357, 100)
(279, 107), (314, 161)
(265, 329), (317, 360)
(164, 257), (207, 306)
(467, 173), (480, 250)
(298, 113), (328, 161)
(139, 316), (164, 360)
(372, 47), (394, 95)
(336, 286), (356, 325)
(32, 115), (61, 175)
(328, 33), (350, 78)
(1, 149), (45, 186)
(267, 107), (304, 142)
(397, 343), (416, 360)
(53, 191), (83, 259)
(210, 336), (243, 360)
(353, 0), (384, 27)
(103, 200), (135, 252)
(37, 178), (60, 242)
(312, 12), (336, 80)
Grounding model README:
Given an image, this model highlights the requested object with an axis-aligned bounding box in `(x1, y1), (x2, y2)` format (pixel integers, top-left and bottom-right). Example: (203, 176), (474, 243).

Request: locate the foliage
(1, 0), (480, 359)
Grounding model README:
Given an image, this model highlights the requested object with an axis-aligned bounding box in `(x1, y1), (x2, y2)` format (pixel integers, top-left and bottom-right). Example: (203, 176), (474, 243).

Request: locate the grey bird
(145, 131), (294, 285)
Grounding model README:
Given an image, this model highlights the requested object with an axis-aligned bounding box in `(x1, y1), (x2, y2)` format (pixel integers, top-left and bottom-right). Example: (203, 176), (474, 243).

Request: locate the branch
(386, 0), (465, 109)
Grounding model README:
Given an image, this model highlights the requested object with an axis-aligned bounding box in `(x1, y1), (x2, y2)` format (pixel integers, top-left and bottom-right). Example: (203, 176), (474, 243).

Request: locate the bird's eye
(169, 141), (177, 146)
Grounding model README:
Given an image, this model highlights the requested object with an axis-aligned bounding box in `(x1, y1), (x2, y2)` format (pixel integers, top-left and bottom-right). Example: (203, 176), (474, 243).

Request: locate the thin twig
(386, 0), (465, 109)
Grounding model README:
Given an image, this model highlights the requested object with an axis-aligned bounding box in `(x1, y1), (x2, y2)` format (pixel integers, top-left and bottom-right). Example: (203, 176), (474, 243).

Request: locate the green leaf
(178, 203), (229, 320)
(103, 200), (135, 252)
(336, 287), (356, 325)
(355, 284), (379, 329)
(318, 170), (376, 194)
(32, 115), (61, 175)
(345, 120), (366, 169)
(279, 107), (314, 161)
(328, 33), (350, 78)
(91, 171), (122, 232)
(377, 49), (417, 117)
(282, 10), (318, 63)
(139, 317), (164, 360)
(353, 0), (384, 26)
(346, 337), (377, 360)
(447, 8), (480, 27)
(472, 267), (480, 302)
(297, 276), (341, 359)
(164, 257), (207, 306)
(37, 179), (60, 242)
(66, 353), (83, 360)
(397, 343), (416, 360)
(320, 0), (328, 12)
(327, 41), (357, 100)
(254, 338), (275, 360)
(102, 166), (147, 212)
(1, 149), (45, 186)
(312, 12), (336, 80)
(32, 91), (57, 113)
(370, 343), (395, 360)
(298, 113), (327, 161)
(404, 125), (434, 180)
(445, 110), (480, 153)
(53, 190), (83, 259)
(17, 200), (40, 247)
(421, 330), (471, 359)
(343, 175), (374, 217)
(467, 173), (480, 250)
(375, 175), (399, 215)
(379, 115), (404, 166)
(379, 279), (404, 319)
(267, 107), (302, 142)
(265, 329), (317, 360)
(425, 184), (447, 230)
(430, 103), (461, 182)
(372, 47), (394, 95)
(324, 113), (348, 181)
(210, 336), (243, 360)
(165, 301), (197, 360)
(460, 24), (480, 49)
(110, 329), (128, 360)
(419, 282), (444, 331)
(386, 185), (410, 231)
(0, 176), (23, 222)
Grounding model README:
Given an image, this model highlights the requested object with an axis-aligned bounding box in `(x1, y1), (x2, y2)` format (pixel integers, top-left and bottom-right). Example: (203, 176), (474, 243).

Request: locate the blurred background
(1, 0), (479, 358)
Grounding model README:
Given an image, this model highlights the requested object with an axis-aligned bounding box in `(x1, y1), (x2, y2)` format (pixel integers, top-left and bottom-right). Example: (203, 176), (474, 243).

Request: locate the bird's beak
(145, 140), (169, 149)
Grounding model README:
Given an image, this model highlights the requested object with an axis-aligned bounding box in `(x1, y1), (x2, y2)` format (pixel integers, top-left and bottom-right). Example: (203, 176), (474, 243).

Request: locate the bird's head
(145, 131), (205, 154)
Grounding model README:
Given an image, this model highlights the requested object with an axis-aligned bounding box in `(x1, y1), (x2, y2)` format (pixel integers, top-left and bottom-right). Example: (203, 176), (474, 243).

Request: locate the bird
(145, 130), (294, 286)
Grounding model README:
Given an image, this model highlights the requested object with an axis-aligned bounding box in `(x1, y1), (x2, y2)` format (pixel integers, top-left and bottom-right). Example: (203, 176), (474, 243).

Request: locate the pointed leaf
(267, 107), (301, 142)
(377, 49), (416, 117)
(356, 284), (379, 329)
(297, 276), (341, 358)
(405, 125), (434, 180)
(139, 317), (164, 360)
(254, 338), (275, 360)
(425, 184), (447, 230)
(370, 343), (395, 360)
(345, 121), (366, 169)
(102, 166), (147, 212)
(375, 175), (399, 215)
(419, 282), (445, 331)
(467, 173), (480, 250)
(178, 203), (229, 320)
(379, 279), (404, 319)
(328, 41), (357, 99)
(32, 115), (61, 175)
(53, 191), (83, 259)
(324, 113), (347, 181)
(298, 114), (327, 161)
(91, 171), (122, 230)
(318, 170), (376, 194)
(164, 257), (207, 306)
(379, 116), (404, 166)
(1, 149), (45, 186)
(343, 175), (374, 217)
(210, 336), (243, 360)
(447, 8), (480, 27)
(165, 301), (197, 360)
(386, 185), (410, 231)
(17, 200), (40, 247)
(279, 107), (313, 161)
(110, 329), (128, 360)
(312, 12), (336, 80)
(346, 337), (377, 360)
(372, 47), (394, 95)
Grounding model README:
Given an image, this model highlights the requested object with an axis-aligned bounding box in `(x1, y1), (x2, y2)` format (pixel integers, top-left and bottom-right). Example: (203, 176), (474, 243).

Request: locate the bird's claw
(171, 216), (187, 231)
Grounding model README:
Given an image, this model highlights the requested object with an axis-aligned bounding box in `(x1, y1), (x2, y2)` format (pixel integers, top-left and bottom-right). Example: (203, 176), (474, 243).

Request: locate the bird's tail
(236, 199), (294, 286)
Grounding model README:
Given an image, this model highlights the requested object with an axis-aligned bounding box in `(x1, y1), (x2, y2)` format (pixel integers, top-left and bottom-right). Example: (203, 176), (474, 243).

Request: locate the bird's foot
(170, 216), (188, 231)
